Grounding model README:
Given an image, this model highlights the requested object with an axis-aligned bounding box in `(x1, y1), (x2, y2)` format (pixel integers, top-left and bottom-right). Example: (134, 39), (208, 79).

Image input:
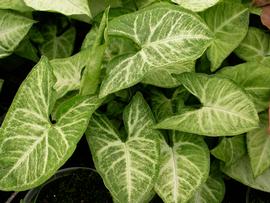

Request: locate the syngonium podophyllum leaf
(155, 73), (259, 136)
(80, 8), (108, 96)
(0, 0), (32, 12)
(217, 62), (270, 112)
(0, 80), (3, 93)
(142, 61), (195, 88)
(188, 167), (225, 203)
(39, 25), (76, 60)
(211, 135), (246, 167)
(247, 113), (270, 177)
(86, 93), (160, 203)
(15, 38), (39, 62)
(155, 132), (210, 203)
(234, 27), (270, 66)
(222, 155), (270, 192)
(0, 10), (35, 59)
(23, 0), (91, 17)
(0, 57), (102, 191)
(50, 47), (92, 99)
(172, 0), (220, 12)
(99, 3), (213, 97)
(201, 2), (249, 71)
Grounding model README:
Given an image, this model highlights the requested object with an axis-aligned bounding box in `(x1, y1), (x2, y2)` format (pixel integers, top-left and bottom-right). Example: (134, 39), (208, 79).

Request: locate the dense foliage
(0, 0), (270, 202)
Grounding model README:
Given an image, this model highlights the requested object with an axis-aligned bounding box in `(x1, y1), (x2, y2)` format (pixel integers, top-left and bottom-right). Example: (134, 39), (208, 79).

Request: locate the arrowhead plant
(0, 0), (270, 202)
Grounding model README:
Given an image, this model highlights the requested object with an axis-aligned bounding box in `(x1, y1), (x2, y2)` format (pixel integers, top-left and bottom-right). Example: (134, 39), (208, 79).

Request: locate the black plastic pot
(23, 167), (112, 203)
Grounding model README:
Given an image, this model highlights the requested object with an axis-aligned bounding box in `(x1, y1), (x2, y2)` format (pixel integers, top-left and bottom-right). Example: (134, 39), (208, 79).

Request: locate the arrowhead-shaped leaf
(155, 132), (210, 203)
(99, 3), (213, 97)
(172, 0), (220, 12)
(217, 62), (270, 112)
(201, 2), (249, 71)
(23, 0), (91, 17)
(222, 155), (270, 192)
(234, 27), (270, 66)
(142, 61), (195, 88)
(86, 93), (160, 203)
(211, 135), (246, 166)
(39, 25), (76, 60)
(0, 57), (102, 191)
(247, 113), (270, 177)
(155, 73), (259, 136)
(0, 10), (35, 58)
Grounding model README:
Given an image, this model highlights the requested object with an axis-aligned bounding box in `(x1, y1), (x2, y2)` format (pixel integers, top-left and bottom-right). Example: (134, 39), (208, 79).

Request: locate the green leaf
(247, 113), (270, 177)
(217, 62), (270, 112)
(0, 57), (102, 191)
(211, 135), (246, 166)
(155, 73), (259, 136)
(15, 38), (39, 62)
(142, 61), (195, 88)
(234, 27), (270, 66)
(80, 8), (108, 96)
(99, 3), (213, 97)
(0, 0), (32, 12)
(23, 0), (91, 17)
(201, 2), (249, 71)
(188, 174), (225, 203)
(0, 10), (35, 58)
(86, 93), (160, 203)
(0, 80), (4, 93)
(172, 0), (220, 12)
(50, 48), (92, 99)
(155, 132), (210, 203)
(39, 25), (76, 59)
(222, 155), (270, 192)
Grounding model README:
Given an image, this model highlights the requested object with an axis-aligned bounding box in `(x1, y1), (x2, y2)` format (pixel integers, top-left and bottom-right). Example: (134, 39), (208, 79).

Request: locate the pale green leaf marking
(234, 27), (270, 66)
(172, 0), (220, 12)
(0, 10), (35, 58)
(23, 0), (91, 17)
(217, 62), (270, 112)
(0, 0), (32, 12)
(247, 113), (270, 177)
(222, 155), (270, 192)
(211, 135), (246, 167)
(155, 132), (210, 203)
(0, 57), (102, 191)
(155, 73), (259, 136)
(86, 93), (160, 203)
(99, 3), (213, 97)
(201, 2), (249, 71)
(39, 26), (76, 60)
(142, 61), (195, 88)
(50, 48), (92, 99)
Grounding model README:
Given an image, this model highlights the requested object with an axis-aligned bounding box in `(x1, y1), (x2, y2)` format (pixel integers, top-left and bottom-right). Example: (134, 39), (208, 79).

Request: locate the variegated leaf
(155, 132), (210, 203)
(23, 0), (91, 17)
(99, 3), (213, 97)
(0, 57), (102, 191)
(217, 62), (270, 112)
(172, 0), (220, 12)
(142, 61), (195, 88)
(188, 174), (225, 203)
(211, 135), (246, 166)
(222, 156), (270, 192)
(50, 48), (92, 99)
(247, 113), (270, 177)
(86, 93), (160, 203)
(0, 10), (35, 58)
(201, 2), (249, 71)
(39, 25), (76, 60)
(155, 73), (259, 136)
(234, 27), (270, 66)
